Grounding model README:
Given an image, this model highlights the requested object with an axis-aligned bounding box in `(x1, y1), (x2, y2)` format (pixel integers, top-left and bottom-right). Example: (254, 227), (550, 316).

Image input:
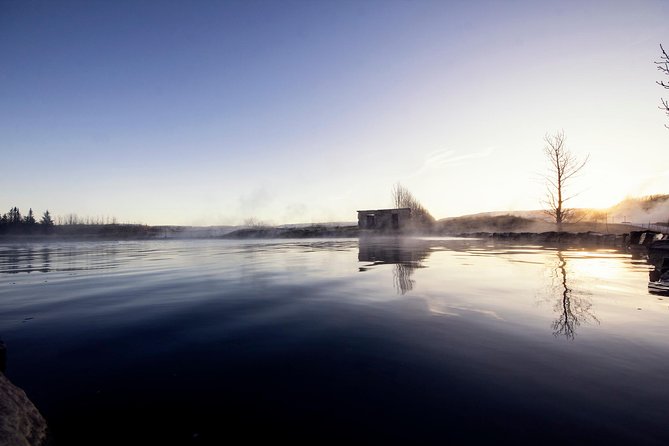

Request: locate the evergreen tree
(40, 210), (55, 233)
(22, 208), (36, 234)
(24, 208), (36, 225)
(8, 207), (21, 225)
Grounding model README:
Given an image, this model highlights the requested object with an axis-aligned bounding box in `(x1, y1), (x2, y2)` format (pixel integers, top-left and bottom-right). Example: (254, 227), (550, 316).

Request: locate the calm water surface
(0, 238), (667, 444)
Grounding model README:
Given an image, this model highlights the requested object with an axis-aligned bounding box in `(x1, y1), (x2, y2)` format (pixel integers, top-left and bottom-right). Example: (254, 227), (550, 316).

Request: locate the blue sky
(1, 0), (668, 225)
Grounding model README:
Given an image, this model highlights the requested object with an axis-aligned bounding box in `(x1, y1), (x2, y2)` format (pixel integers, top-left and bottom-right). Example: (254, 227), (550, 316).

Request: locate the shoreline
(0, 225), (664, 249)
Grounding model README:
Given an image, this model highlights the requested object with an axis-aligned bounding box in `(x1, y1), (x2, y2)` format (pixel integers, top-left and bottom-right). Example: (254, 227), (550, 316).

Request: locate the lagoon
(0, 238), (668, 444)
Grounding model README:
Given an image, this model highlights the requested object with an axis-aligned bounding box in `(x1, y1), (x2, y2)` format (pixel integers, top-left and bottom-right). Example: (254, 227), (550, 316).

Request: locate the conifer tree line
(0, 207), (54, 234)
(0, 207), (126, 235)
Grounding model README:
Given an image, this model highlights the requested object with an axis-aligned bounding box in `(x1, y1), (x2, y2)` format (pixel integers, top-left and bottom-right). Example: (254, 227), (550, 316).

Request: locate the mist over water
(0, 238), (668, 444)
(609, 195), (669, 225)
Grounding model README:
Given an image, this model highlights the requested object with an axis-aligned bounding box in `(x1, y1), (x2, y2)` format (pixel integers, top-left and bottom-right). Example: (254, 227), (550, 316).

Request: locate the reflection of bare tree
(393, 263), (418, 295)
(548, 251), (599, 340)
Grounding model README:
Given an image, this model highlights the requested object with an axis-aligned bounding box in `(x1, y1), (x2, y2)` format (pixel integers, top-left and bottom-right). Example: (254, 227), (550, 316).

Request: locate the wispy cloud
(405, 147), (495, 179)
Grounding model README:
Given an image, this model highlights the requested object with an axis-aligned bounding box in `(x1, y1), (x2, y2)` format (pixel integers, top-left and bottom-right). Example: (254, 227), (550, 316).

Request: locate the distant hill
(437, 214), (536, 233)
(437, 194), (669, 234)
(277, 222), (357, 229)
(607, 194), (669, 225)
(439, 209), (547, 221)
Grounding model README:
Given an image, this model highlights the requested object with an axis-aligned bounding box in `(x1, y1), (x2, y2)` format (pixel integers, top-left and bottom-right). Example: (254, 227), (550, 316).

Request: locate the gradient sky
(2, 0), (668, 225)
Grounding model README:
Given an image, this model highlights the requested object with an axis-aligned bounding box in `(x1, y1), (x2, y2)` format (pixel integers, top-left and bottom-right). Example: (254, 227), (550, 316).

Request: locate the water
(0, 238), (667, 444)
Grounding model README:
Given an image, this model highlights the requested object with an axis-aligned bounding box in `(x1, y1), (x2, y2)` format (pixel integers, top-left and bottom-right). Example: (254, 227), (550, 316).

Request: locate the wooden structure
(357, 208), (411, 231)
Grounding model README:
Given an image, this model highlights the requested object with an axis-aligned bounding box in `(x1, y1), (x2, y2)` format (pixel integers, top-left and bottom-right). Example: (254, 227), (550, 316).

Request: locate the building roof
(357, 208), (411, 213)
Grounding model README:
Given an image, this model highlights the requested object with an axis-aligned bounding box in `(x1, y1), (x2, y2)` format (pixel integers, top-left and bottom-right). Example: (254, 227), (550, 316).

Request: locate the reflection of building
(358, 238), (431, 294)
(358, 240), (428, 264)
(357, 208), (411, 231)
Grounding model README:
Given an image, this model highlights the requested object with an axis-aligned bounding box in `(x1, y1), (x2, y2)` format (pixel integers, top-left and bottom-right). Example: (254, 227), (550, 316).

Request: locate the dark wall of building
(357, 208), (411, 230)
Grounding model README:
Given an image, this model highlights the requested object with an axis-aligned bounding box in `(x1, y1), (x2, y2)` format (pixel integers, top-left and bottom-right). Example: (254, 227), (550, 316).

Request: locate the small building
(357, 208), (411, 231)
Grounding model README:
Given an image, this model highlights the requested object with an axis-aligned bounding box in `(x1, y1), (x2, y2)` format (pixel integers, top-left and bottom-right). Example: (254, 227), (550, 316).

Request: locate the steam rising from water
(609, 195), (669, 224)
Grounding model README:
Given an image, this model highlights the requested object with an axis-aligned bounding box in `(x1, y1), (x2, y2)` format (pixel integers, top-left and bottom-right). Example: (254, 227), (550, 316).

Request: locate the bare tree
(542, 131), (589, 230)
(391, 183), (411, 209)
(391, 182), (435, 225)
(656, 44), (669, 128)
(243, 217), (268, 228)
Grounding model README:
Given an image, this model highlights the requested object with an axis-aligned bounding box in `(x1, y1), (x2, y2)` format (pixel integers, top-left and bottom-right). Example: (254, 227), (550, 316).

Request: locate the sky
(1, 0), (668, 226)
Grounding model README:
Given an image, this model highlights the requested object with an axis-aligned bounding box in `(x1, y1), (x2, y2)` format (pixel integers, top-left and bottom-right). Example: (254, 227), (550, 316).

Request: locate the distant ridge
(439, 194), (669, 226)
(277, 222), (357, 229)
(438, 209), (546, 222)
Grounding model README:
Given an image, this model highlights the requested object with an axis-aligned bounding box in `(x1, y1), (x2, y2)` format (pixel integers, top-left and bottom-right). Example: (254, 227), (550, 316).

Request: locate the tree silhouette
(22, 208), (36, 234)
(0, 207), (58, 235)
(541, 131), (589, 231)
(8, 207), (21, 225)
(24, 208), (36, 225)
(40, 210), (54, 233)
(656, 44), (669, 128)
(40, 210), (54, 226)
(391, 182), (435, 226)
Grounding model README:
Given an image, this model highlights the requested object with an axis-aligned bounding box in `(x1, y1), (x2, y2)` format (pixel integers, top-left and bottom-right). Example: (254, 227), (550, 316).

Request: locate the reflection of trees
(40, 247), (51, 273)
(2, 248), (20, 274)
(0, 247), (49, 274)
(0, 244), (122, 275)
(358, 238), (431, 295)
(393, 263), (418, 295)
(548, 251), (599, 340)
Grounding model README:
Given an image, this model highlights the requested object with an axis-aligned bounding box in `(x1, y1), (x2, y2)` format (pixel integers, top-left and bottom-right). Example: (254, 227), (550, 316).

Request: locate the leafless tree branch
(542, 130), (589, 230)
(391, 182), (435, 225)
(657, 44), (669, 127)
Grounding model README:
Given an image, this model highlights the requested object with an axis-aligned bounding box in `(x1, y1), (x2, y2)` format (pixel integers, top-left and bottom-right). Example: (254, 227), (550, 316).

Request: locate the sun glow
(567, 252), (624, 281)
